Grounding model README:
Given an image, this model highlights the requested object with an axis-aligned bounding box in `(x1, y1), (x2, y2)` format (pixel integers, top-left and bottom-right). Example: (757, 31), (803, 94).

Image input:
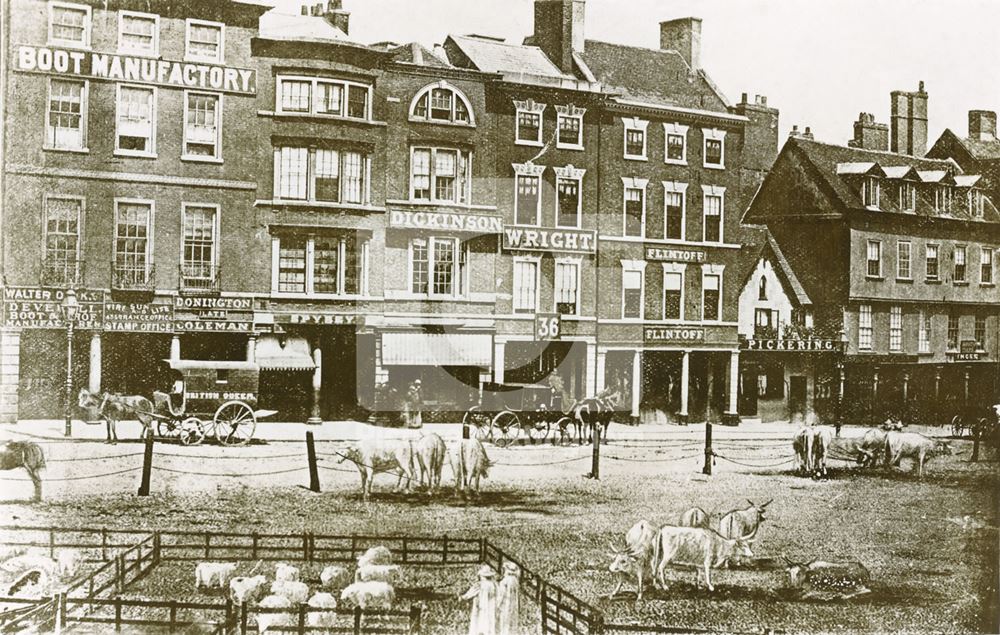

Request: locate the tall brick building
(0, 0), (779, 424)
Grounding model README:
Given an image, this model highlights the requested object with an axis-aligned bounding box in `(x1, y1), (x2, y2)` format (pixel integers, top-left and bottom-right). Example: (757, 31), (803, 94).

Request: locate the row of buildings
(0, 0), (997, 426)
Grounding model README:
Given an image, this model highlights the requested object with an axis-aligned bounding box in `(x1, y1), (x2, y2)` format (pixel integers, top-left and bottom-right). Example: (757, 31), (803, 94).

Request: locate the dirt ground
(1, 429), (997, 634)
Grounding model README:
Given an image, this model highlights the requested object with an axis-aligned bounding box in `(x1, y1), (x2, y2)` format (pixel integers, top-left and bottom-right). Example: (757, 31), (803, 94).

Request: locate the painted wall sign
(14, 46), (256, 95)
(954, 353), (983, 362)
(960, 340), (979, 355)
(281, 314), (359, 325)
(2, 287), (103, 328)
(644, 247), (706, 263)
(174, 320), (251, 333)
(389, 209), (503, 234)
(503, 226), (596, 254)
(742, 338), (839, 352)
(104, 302), (174, 333)
(174, 297), (253, 311)
(644, 327), (705, 342)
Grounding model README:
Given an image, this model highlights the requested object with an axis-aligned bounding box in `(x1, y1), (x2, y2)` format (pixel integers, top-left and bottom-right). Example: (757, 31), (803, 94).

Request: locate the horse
(0, 441), (46, 501)
(572, 389), (621, 444)
(78, 389), (155, 444)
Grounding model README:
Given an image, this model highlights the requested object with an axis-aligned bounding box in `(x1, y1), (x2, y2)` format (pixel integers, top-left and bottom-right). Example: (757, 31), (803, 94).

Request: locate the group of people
(461, 562), (521, 635)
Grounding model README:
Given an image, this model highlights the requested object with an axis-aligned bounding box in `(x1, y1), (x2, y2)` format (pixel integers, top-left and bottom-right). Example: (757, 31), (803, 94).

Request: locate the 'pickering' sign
(15, 45), (256, 95)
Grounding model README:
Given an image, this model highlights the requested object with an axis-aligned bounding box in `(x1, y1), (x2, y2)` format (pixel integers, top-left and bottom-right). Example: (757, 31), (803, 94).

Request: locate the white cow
(337, 439), (417, 500)
(450, 439), (492, 497)
(651, 527), (753, 591)
(414, 433), (447, 493)
(607, 520), (658, 600)
(884, 432), (952, 477)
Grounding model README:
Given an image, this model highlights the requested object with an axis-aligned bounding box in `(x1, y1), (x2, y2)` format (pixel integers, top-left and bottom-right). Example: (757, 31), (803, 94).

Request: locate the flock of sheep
(194, 546), (401, 632)
(0, 548), (84, 605)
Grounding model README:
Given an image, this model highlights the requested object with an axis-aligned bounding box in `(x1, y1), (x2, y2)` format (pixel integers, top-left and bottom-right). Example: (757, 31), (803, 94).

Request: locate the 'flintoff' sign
(389, 210), (503, 234)
(503, 226), (597, 254)
(644, 327), (705, 342)
(645, 247), (706, 262)
(15, 46), (256, 95)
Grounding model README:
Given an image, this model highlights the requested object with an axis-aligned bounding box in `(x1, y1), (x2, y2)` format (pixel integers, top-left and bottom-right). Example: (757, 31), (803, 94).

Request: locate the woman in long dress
(461, 565), (497, 635)
(496, 562), (520, 635)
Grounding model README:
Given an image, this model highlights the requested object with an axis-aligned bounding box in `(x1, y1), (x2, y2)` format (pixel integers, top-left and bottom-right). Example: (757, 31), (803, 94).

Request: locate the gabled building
(927, 109), (1000, 207)
(744, 134), (1000, 425)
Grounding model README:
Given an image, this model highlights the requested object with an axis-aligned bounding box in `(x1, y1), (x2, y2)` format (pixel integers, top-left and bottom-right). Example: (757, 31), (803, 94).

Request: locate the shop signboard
(503, 226), (596, 254)
(173, 296), (253, 333)
(2, 287), (103, 329)
(644, 247), (706, 263)
(104, 302), (174, 333)
(280, 314), (359, 326)
(389, 209), (503, 234)
(534, 314), (562, 341)
(742, 338), (840, 352)
(643, 327), (705, 342)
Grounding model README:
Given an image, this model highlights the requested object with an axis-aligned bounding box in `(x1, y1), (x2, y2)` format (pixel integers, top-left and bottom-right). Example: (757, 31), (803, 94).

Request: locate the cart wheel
(491, 411), (520, 447)
(214, 401), (257, 446)
(157, 417), (179, 439)
(528, 418), (550, 444)
(951, 414), (964, 437)
(553, 416), (575, 445)
(179, 417), (206, 446)
(463, 407), (492, 441)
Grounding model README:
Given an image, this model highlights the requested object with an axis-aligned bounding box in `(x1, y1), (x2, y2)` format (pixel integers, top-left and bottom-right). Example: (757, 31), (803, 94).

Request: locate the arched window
(758, 275), (767, 301)
(410, 81), (475, 125)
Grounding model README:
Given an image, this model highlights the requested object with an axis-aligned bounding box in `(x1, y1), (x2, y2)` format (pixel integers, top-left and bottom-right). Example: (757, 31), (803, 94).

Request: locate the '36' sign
(535, 313), (562, 341)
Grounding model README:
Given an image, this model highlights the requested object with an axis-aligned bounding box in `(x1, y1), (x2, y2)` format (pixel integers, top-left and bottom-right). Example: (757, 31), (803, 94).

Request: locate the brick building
(0, 0), (778, 425)
(743, 102), (1000, 425)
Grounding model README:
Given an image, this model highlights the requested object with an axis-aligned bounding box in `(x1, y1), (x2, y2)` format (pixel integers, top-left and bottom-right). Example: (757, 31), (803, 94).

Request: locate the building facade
(0, 0), (779, 424)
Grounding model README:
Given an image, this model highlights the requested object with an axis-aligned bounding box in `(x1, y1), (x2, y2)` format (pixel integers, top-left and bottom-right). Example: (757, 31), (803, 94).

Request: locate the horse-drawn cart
(461, 383), (573, 447)
(150, 360), (275, 446)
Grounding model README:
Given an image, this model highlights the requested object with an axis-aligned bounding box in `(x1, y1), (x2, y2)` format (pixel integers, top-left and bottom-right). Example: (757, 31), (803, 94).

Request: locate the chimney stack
(969, 110), (997, 141)
(532, 0), (585, 75)
(789, 125), (814, 140)
(659, 17), (702, 70)
(890, 81), (928, 156)
(849, 112), (889, 151)
(303, 1), (350, 35)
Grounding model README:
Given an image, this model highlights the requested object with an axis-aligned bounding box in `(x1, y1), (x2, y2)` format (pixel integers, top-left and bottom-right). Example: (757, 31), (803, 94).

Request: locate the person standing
(496, 562), (521, 635)
(404, 379), (423, 428)
(460, 565), (497, 635)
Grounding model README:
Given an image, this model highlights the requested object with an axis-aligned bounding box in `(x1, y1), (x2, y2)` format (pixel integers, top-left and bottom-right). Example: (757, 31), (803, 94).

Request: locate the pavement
(1, 417), (806, 443)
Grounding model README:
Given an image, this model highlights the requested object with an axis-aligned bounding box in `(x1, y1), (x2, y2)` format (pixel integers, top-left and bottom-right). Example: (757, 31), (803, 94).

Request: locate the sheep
(274, 562), (300, 582)
(307, 592), (338, 629)
(256, 594), (293, 633)
(195, 562), (238, 590)
(355, 563), (400, 584)
(320, 565), (351, 589)
(270, 579), (310, 605)
(230, 575), (268, 605)
(340, 581), (395, 611)
(56, 549), (83, 581)
(0, 555), (57, 577)
(357, 546), (392, 568)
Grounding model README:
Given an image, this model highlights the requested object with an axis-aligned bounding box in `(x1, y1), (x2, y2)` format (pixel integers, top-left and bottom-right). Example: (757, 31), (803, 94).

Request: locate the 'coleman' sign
(645, 247), (706, 263)
(389, 210), (503, 234)
(15, 46), (256, 95)
(503, 226), (596, 254)
(742, 339), (839, 351)
(644, 327), (705, 342)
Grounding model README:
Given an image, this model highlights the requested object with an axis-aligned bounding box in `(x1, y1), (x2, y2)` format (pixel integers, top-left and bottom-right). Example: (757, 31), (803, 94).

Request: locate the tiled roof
(765, 231), (812, 306)
(446, 35), (570, 78)
(390, 42), (452, 68)
(959, 136), (1000, 161)
(259, 9), (348, 42)
(954, 175), (982, 188)
(577, 40), (729, 112)
(737, 227), (812, 307)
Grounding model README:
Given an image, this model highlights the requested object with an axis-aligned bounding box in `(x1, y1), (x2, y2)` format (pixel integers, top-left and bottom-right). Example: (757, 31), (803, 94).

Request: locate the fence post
(115, 554), (124, 593)
(350, 534), (357, 560)
(353, 606), (362, 635)
(588, 424), (600, 479)
(48, 529), (56, 558)
(137, 432), (154, 496)
(114, 597), (122, 632)
(306, 431), (321, 493)
(590, 611), (606, 635)
(442, 535), (448, 564)
(703, 423), (713, 476)
(169, 601), (177, 634)
(239, 601), (249, 635)
(101, 528), (108, 561)
(297, 603), (306, 635)
(972, 424), (981, 462)
(52, 592), (65, 635)
(402, 537), (408, 564)
(153, 531), (161, 565)
(409, 603), (423, 635)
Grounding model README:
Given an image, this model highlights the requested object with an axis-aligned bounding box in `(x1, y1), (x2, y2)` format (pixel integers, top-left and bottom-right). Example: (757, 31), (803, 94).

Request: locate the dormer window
(935, 185), (953, 212)
(898, 182), (915, 212)
(862, 176), (880, 208)
(411, 82), (474, 126)
(969, 190), (985, 218)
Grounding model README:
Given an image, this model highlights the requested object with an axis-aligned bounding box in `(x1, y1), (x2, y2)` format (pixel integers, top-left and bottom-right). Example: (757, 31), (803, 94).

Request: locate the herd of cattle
(793, 425), (953, 478)
(607, 502), (871, 601)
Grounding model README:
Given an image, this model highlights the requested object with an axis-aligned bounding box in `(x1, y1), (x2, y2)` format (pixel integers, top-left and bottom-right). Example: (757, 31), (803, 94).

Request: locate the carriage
(149, 360), (274, 446)
(461, 382), (574, 447)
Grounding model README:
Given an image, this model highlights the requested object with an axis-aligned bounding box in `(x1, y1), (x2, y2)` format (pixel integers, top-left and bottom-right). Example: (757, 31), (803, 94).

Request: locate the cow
(808, 427), (834, 479)
(792, 428), (810, 475)
(858, 428), (889, 468)
(679, 507), (710, 529)
(606, 520), (657, 600)
(78, 388), (155, 444)
(336, 439), (417, 500)
(719, 500), (771, 543)
(884, 432), (952, 477)
(650, 527), (753, 592)
(414, 433), (447, 494)
(784, 558), (872, 598)
(449, 439), (492, 497)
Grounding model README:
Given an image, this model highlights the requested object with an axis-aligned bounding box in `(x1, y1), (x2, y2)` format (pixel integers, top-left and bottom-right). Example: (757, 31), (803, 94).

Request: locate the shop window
(118, 11), (158, 56)
(186, 19), (224, 63)
(555, 261), (579, 315)
(116, 85), (155, 156)
(411, 147), (470, 204)
(275, 146), (368, 204)
(410, 237), (466, 298)
(858, 304), (872, 350)
(184, 92), (220, 160)
(276, 76), (371, 119)
(49, 2), (91, 48)
(413, 83), (473, 125)
(513, 259), (538, 313)
(954, 245), (966, 283)
(46, 79), (87, 151)
(762, 365), (784, 399)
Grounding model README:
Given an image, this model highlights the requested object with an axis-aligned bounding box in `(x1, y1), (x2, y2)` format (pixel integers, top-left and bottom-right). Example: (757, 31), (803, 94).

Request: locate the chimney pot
(741, 92), (748, 103)
(301, 4), (309, 15)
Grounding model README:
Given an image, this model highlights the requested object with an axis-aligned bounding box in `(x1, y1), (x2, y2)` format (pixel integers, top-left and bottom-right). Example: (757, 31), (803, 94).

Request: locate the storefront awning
(381, 332), (492, 367)
(255, 336), (315, 371)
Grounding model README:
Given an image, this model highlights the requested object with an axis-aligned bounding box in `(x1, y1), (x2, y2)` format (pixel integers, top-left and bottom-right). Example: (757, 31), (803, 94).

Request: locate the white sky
(273, 0), (1000, 146)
